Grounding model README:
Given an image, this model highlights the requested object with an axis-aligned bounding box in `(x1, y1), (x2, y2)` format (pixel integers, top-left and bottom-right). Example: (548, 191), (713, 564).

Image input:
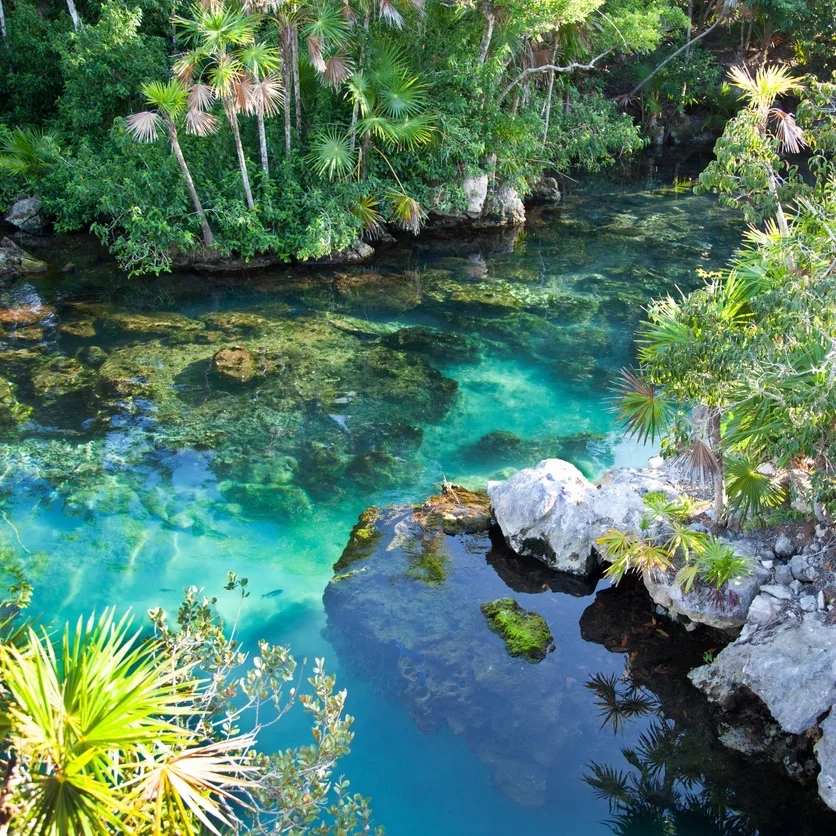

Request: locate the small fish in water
(393, 640), (422, 664)
(262, 588), (284, 599)
(158, 588), (175, 593)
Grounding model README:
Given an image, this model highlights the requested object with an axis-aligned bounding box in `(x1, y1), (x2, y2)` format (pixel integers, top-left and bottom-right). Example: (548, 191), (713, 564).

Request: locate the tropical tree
(239, 41), (284, 175)
(126, 78), (217, 247)
(173, 3), (260, 210)
(697, 65), (805, 231)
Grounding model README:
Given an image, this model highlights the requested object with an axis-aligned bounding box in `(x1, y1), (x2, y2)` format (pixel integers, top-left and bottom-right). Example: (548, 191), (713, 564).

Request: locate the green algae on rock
(480, 597), (553, 661)
(333, 507), (383, 572)
(0, 377), (32, 434)
(211, 346), (259, 384)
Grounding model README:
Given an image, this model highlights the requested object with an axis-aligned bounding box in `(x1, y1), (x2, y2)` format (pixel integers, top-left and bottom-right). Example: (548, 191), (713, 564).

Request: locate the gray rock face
(690, 615), (836, 734)
(528, 176), (561, 204)
(480, 183), (526, 226)
(747, 592), (785, 626)
(791, 552), (819, 583)
(462, 173), (489, 218)
(773, 564), (793, 585)
(488, 459), (597, 575)
(644, 552), (768, 630)
(5, 196), (45, 233)
(816, 711), (836, 812)
(760, 584), (793, 601)
(774, 532), (797, 559)
(487, 459), (680, 576)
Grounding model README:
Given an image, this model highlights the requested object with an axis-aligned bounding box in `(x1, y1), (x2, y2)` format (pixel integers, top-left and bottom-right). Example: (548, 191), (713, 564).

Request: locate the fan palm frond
(126, 111), (163, 143)
(185, 109), (220, 137)
(612, 370), (675, 444)
(388, 188), (425, 234)
(324, 53), (353, 88)
(350, 195), (384, 236)
(307, 127), (357, 179)
(725, 454), (785, 519)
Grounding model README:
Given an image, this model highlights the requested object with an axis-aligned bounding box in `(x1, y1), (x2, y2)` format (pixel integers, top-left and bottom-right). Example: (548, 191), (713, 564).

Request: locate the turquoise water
(1, 152), (829, 833)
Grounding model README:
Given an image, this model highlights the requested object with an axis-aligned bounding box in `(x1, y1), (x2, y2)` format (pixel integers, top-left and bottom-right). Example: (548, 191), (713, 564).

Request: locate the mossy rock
(202, 311), (274, 335)
(219, 481), (312, 520)
(102, 311), (204, 343)
(381, 327), (479, 364)
(0, 377), (32, 433)
(334, 507), (383, 572)
(414, 485), (491, 535)
(345, 449), (405, 490)
(333, 272), (422, 311)
(0, 302), (55, 330)
(480, 598), (553, 661)
(211, 346), (259, 384)
(403, 529), (450, 586)
(31, 356), (95, 403)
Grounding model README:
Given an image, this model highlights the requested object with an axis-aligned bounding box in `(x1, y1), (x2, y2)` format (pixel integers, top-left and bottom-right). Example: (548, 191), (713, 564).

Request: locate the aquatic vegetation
(480, 597), (553, 661)
(0, 377), (31, 434)
(404, 530), (450, 586)
(333, 507), (383, 572)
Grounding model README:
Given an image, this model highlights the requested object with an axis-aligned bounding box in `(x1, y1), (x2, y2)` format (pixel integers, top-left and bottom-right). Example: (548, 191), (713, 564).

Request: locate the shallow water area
(1, 151), (830, 834)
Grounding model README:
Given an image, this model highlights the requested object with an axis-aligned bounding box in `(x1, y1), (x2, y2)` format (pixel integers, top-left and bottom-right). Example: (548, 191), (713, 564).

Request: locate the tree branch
(499, 50), (611, 102)
(630, 16), (725, 96)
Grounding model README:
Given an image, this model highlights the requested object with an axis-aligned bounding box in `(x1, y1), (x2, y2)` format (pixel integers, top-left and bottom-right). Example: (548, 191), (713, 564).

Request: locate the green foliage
(725, 454), (785, 519)
(0, 574), (380, 834)
(56, 2), (169, 135)
(0, 127), (61, 185)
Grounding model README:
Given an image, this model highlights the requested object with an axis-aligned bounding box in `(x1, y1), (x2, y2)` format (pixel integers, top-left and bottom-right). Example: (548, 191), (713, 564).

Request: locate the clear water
(1, 151), (829, 833)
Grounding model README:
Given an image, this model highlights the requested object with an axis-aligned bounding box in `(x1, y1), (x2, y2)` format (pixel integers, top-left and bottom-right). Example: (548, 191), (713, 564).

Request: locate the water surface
(1, 151), (827, 834)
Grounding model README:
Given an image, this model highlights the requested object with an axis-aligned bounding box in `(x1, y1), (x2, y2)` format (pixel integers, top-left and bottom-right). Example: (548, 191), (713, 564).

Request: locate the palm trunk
(257, 108), (269, 176)
(279, 24), (293, 154)
(291, 23), (302, 138)
(166, 119), (214, 247)
(478, 6), (495, 64)
(225, 101), (255, 210)
(0, 0), (8, 52)
(709, 408), (725, 525)
(542, 70), (554, 145)
(66, 0), (81, 30)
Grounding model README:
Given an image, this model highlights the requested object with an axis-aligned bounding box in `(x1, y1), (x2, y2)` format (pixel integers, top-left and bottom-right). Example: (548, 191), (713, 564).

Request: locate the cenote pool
(1, 151), (831, 834)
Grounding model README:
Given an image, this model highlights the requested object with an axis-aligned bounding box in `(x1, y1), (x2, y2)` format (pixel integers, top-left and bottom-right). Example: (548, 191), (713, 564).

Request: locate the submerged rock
(102, 311), (204, 343)
(0, 376), (31, 433)
(481, 597), (553, 661)
(211, 346), (258, 384)
(528, 176), (561, 205)
(0, 237), (48, 276)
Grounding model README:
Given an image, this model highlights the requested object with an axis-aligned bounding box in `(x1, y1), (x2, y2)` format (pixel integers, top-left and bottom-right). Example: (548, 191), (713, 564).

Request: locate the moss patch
(333, 507), (383, 572)
(480, 598), (553, 661)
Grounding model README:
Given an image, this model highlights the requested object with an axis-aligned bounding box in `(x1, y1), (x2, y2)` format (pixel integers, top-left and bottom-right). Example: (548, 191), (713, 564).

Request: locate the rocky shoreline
(327, 458), (836, 818)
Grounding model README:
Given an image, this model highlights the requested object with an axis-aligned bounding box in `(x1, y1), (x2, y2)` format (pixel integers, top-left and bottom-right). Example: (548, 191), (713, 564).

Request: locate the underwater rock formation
(480, 597), (553, 661)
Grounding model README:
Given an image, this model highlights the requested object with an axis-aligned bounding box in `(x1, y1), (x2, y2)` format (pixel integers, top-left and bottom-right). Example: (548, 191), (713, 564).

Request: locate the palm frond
(185, 109), (220, 137)
(725, 454), (785, 519)
(350, 195), (384, 237)
(388, 189), (425, 235)
(612, 370), (674, 444)
(307, 127), (357, 179)
(126, 111), (163, 143)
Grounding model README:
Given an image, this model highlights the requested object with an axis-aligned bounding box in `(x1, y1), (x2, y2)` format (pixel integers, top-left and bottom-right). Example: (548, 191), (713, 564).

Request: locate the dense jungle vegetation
(0, 0), (833, 274)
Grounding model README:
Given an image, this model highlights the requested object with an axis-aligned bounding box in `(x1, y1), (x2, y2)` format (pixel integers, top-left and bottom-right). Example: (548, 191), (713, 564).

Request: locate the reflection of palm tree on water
(582, 669), (755, 836)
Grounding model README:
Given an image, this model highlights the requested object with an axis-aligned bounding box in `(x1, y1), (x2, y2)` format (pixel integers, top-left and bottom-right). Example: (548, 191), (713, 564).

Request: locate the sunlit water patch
(2, 151), (829, 833)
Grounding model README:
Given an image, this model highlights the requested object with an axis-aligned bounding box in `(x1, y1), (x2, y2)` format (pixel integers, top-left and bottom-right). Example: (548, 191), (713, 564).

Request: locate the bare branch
(499, 50), (611, 102)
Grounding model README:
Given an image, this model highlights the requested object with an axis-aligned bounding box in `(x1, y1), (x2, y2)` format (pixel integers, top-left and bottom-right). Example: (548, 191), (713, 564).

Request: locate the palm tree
(126, 79), (217, 247)
(0, 609), (252, 834)
(174, 3), (260, 210)
(727, 65), (805, 237)
(0, 127), (60, 185)
(239, 42), (284, 175)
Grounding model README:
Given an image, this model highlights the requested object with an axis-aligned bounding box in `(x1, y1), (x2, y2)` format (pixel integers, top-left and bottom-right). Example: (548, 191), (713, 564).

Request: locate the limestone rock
(479, 183), (526, 227)
(0, 237), (47, 277)
(690, 615), (836, 734)
(644, 550), (767, 630)
(774, 532), (797, 559)
(747, 592), (785, 626)
(488, 459), (680, 576)
(791, 552), (819, 583)
(463, 173), (489, 218)
(487, 459), (597, 575)
(5, 196), (45, 233)
(816, 711), (836, 812)
(528, 176), (561, 204)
